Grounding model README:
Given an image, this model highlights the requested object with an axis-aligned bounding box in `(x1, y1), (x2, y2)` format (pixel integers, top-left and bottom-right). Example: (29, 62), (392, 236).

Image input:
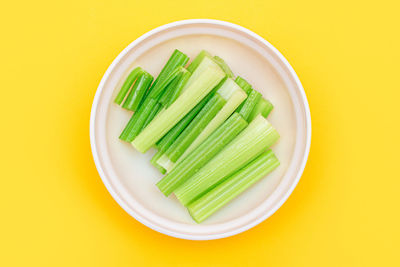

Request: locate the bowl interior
(91, 21), (309, 239)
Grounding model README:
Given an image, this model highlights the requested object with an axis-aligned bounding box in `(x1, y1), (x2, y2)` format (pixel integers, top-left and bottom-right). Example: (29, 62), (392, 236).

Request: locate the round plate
(90, 19), (311, 240)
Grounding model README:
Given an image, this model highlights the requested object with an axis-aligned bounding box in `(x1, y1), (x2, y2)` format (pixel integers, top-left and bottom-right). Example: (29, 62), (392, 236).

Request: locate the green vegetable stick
(234, 76), (252, 95)
(114, 67), (143, 105)
(155, 86), (218, 153)
(187, 50), (212, 73)
(174, 115), (280, 206)
(213, 56), (235, 78)
(238, 89), (262, 121)
(132, 58), (225, 153)
(122, 71), (153, 111)
(248, 98), (274, 121)
(187, 150), (280, 223)
(163, 94), (226, 163)
(157, 113), (248, 196)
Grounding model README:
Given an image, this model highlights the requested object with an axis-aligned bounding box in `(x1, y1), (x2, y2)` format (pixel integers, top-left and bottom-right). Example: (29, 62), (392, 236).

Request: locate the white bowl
(90, 19), (311, 240)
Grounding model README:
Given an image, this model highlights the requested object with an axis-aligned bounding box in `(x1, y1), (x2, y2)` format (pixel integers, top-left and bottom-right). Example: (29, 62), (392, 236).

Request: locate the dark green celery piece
(114, 67), (144, 105)
(151, 150), (166, 174)
(174, 115), (280, 206)
(213, 56), (234, 78)
(147, 66), (184, 99)
(125, 98), (158, 142)
(155, 81), (221, 153)
(248, 98), (274, 121)
(187, 50), (212, 73)
(187, 150), (279, 223)
(119, 50), (189, 141)
(234, 76), (252, 95)
(157, 113), (248, 196)
(164, 94), (226, 162)
(119, 110), (139, 141)
(237, 90), (262, 121)
(165, 70), (191, 108)
(122, 72), (153, 111)
(143, 102), (162, 128)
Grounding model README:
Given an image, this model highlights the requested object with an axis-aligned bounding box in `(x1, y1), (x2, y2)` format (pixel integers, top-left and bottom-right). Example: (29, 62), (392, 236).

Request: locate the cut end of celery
(156, 154), (175, 172)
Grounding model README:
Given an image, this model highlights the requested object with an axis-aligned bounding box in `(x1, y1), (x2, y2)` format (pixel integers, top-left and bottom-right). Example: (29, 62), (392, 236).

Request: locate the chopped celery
(114, 67), (144, 105)
(238, 89), (262, 121)
(147, 50), (189, 99)
(119, 50), (189, 141)
(165, 70), (191, 108)
(157, 113), (248, 196)
(155, 86), (218, 153)
(182, 56), (219, 92)
(213, 56), (234, 78)
(150, 150), (166, 174)
(125, 98), (158, 141)
(160, 94), (226, 164)
(234, 76), (252, 95)
(132, 58), (225, 153)
(187, 150), (280, 223)
(187, 50), (211, 73)
(248, 98), (274, 121)
(143, 102), (162, 128)
(122, 71), (153, 111)
(174, 115), (280, 206)
(176, 79), (247, 165)
(147, 66), (185, 99)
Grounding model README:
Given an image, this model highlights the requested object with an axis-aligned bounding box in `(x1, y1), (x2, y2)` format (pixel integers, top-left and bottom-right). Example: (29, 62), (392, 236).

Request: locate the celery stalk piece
(238, 90), (262, 121)
(156, 87), (217, 153)
(143, 102), (162, 128)
(182, 56), (219, 92)
(213, 56), (235, 78)
(157, 113), (248, 196)
(160, 94), (226, 164)
(165, 70), (191, 108)
(187, 150), (280, 223)
(132, 58), (225, 153)
(146, 50), (189, 99)
(187, 50), (212, 73)
(156, 154), (175, 173)
(124, 98), (159, 142)
(147, 66), (185, 99)
(122, 72), (154, 111)
(150, 150), (166, 174)
(248, 98), (274, 121)
(174, 115), (280, 206)
(176, 79), (247, 165)
(114, 67), (144, 105)
(234, 76), (252, 95)
(119, 110), (139, 141)
(119, 50), (189, 141)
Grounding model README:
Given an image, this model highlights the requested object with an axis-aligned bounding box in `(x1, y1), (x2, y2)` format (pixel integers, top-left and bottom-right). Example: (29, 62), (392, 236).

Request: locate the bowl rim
(90, 19), (311, 240)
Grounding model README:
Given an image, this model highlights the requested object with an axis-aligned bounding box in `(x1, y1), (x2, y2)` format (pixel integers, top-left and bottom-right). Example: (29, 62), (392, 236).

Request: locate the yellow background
(1, 0), (399, 266)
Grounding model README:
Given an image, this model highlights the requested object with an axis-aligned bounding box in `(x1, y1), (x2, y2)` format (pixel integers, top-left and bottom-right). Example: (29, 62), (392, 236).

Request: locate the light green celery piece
(157, 113), (248, 196)
(114, 67), (144, 105)
(122, 71), (154, 111)
(187, 150), (280, 223)
(132, 58), (225, 153)
(234, 76), (252, 95)
(182, 56), (217, 92)
(174, 115), (280, 206)
(187, 50), (212, 73)
(156, 154), (175, 172)
(213, 56), (235, 78)
(175, 79), (247, 165)
(248, 98), (274, 121)
(161, 94), (226, 163)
